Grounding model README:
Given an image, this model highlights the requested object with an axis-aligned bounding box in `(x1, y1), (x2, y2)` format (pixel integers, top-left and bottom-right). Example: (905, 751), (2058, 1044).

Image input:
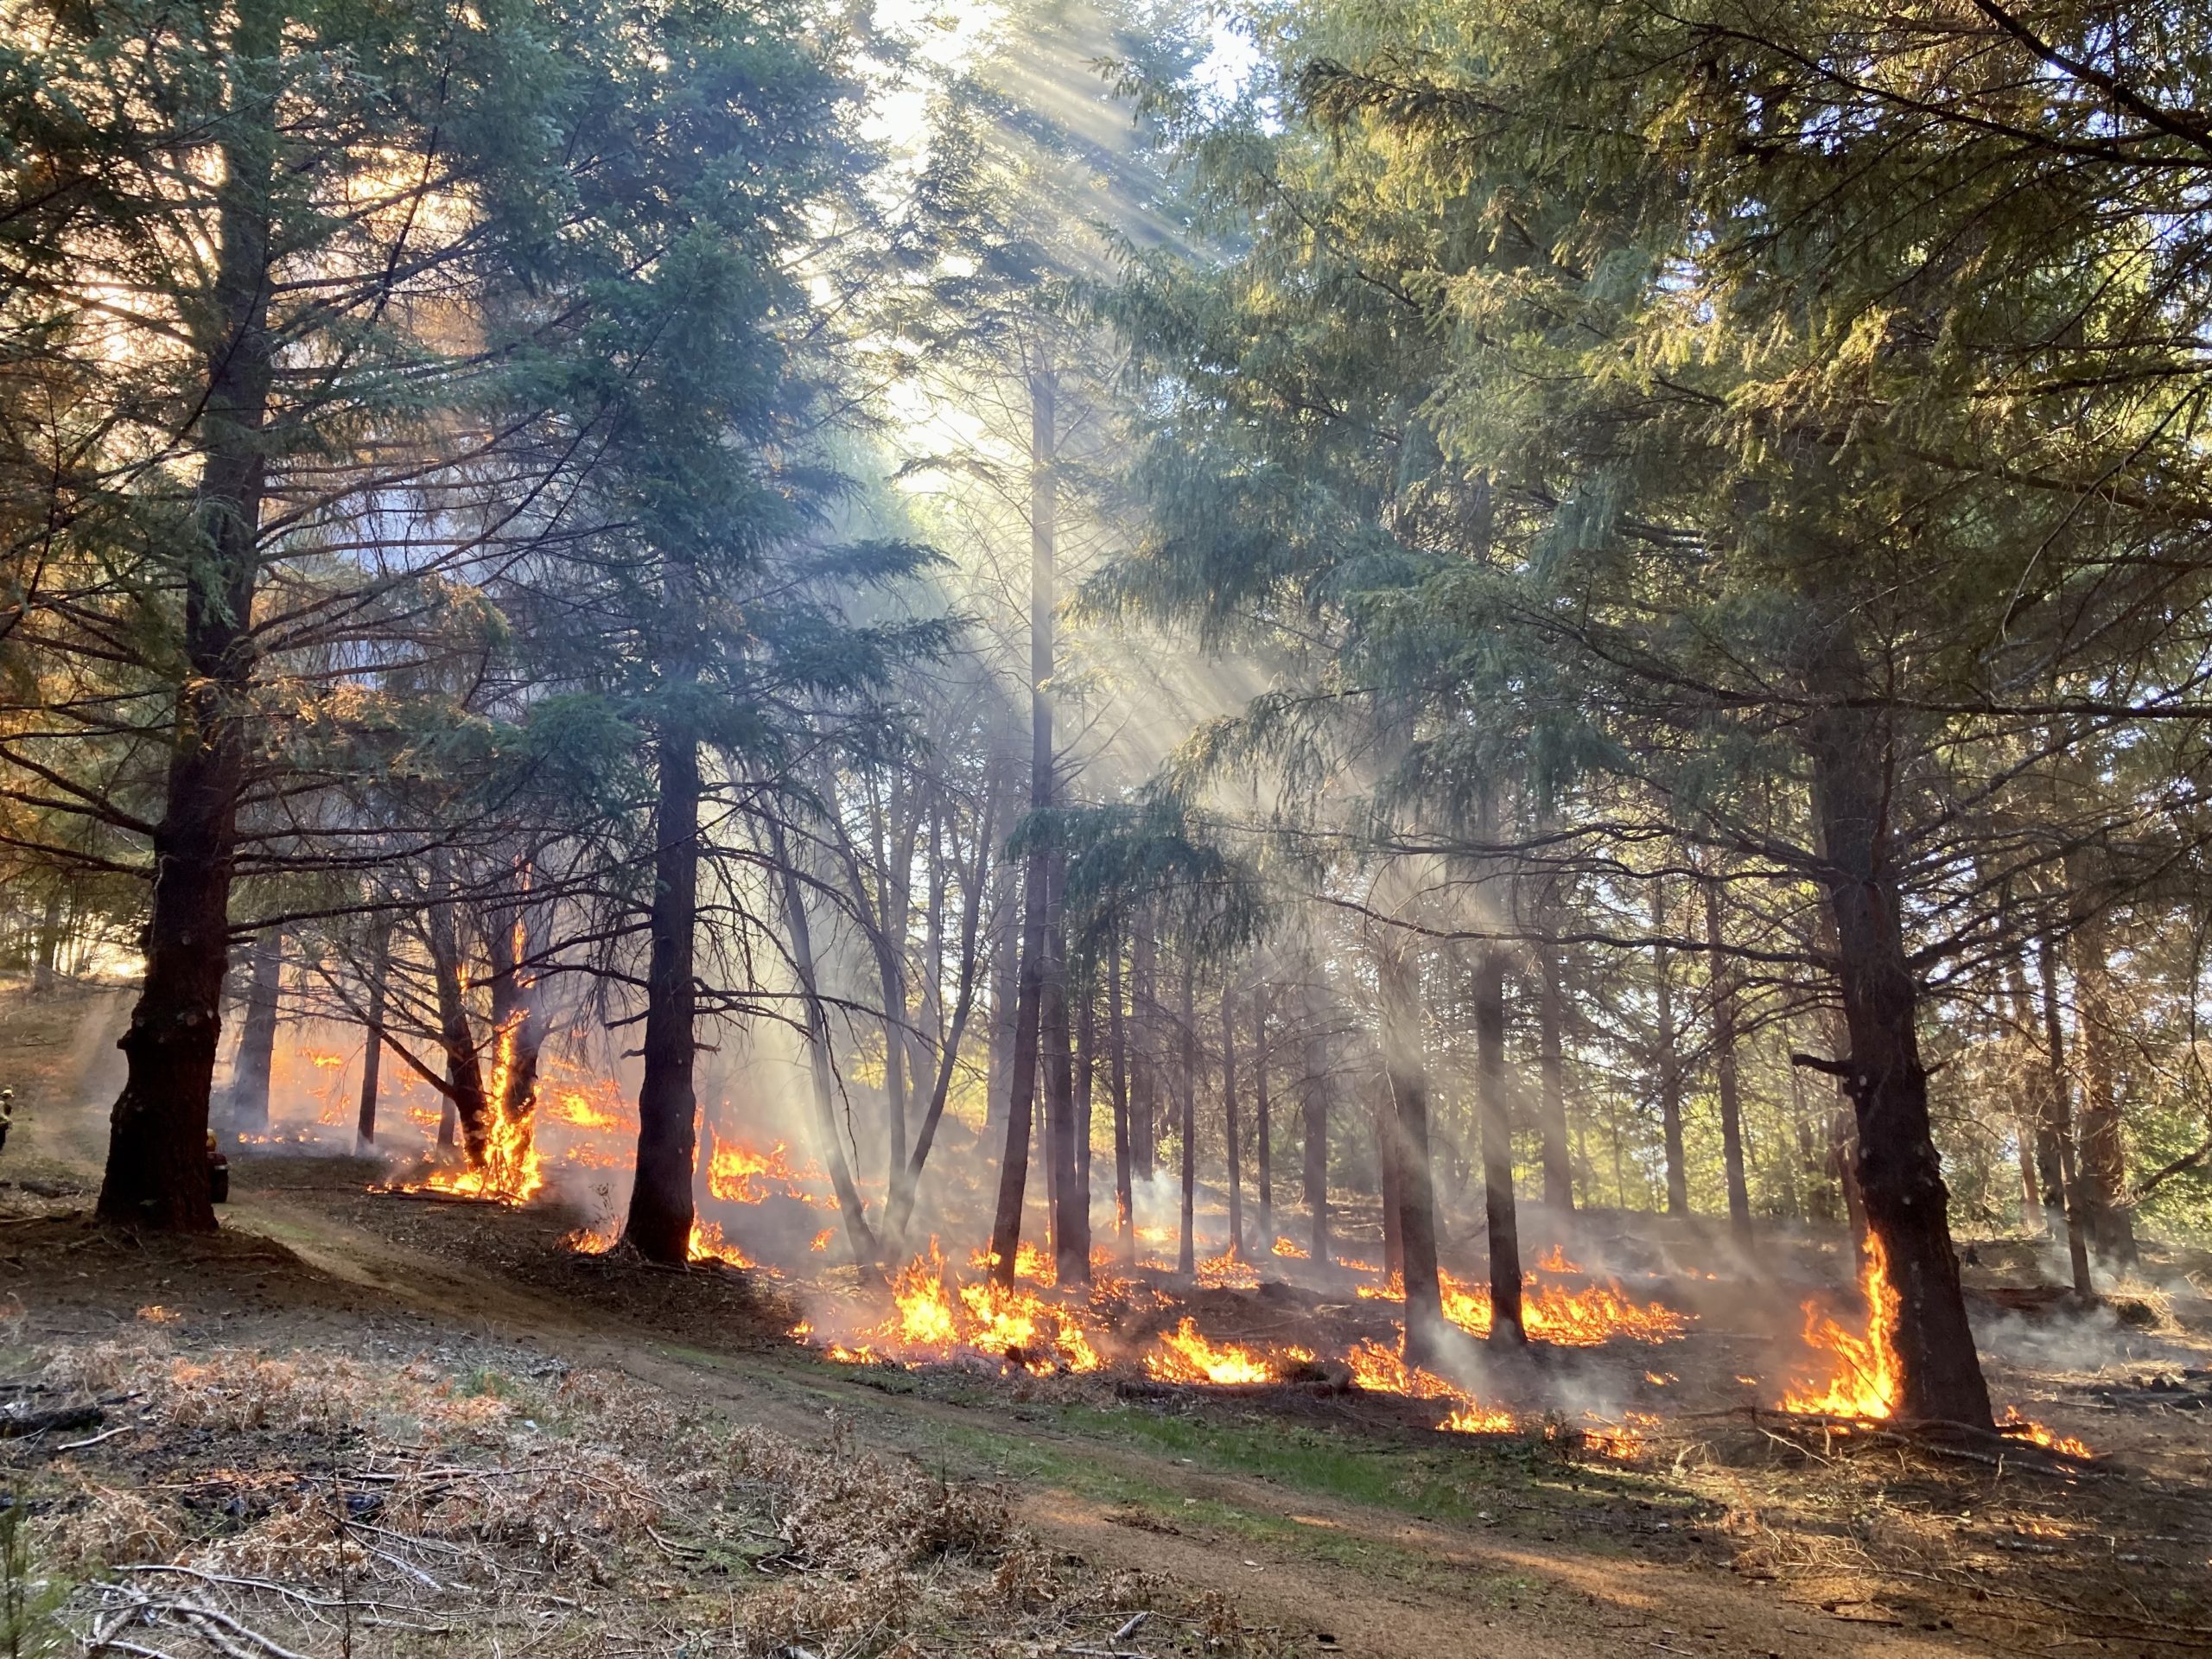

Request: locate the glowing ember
(1273, 1236), (1308, 1259)
(705, 1133), (831, 1206)
(1575, 1411), (1661, 1459)
(1441, 1401), (1518, 1434)
(1146, 1318), (1310, 1385)
(1779, 1233), (1900, 1419)
(687, 1218), (754, 1268)
(564, 1222), (619, 1255)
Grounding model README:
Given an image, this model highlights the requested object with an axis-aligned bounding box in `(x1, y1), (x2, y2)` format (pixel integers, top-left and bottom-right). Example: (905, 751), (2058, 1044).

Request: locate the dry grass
(9, 1332), (1287, 1659)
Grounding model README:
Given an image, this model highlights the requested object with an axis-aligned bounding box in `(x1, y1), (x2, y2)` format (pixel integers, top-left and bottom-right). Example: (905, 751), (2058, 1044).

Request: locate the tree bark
(1302, 992), (1331, 1262)
(1043, 861), (1086, 1284)
(425, 861), (490, 1166)
(1377, 936), (1445, 1362)
(355, 925), (388, 1148)
(98, 0), (281, 1230)
(2036, 935), (2094, 1297)
(1704, 876), (1753, 1247)
(2068, 906), (2135, 1262)
(1254, 982), (1274, 1253)
(625, 727), (700, 1264)
(32, 886), (63, 995)
(1222, 981), (1242, 1257)
(226, 926), (283, 1135)
(1108, 923), (1134, 1262)
(776, 824), (880, 1266)
(1651, 877), (1688, 1217)
(1472, 948), (1523, 1347)
(1177, 950), (1197, 1276)
(1131, 916), (1157, 1183)
(891, 781), (996, 1242)
(1537, 909), (1573, 1212)
(1805, 686), (1993, 1428)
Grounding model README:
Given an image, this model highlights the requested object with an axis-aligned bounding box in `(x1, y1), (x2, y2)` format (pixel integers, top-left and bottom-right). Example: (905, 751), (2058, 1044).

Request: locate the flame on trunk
(1145, 1317), (1311, 1384)
(416, 1013), (543, 1204)
(1780, 1233), (1900, 1418)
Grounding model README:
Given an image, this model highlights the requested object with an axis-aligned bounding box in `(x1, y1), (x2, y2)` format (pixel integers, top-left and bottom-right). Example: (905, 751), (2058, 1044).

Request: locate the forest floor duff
(3, 985), (2211, 1659)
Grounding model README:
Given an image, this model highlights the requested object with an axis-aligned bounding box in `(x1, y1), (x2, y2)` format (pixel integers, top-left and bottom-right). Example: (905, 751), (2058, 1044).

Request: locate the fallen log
(0, 1400), (101, 1438)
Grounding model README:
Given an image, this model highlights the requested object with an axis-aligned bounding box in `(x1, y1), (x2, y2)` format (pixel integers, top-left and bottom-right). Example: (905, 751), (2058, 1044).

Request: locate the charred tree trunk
(1108, 924), (1134, 1262)
(625, 728), (702, 1263)
(1374, 1075), (1404, 1278)
(99, 0), (281, 1230)
(891, 784), (996, 1242)
(226, 927), (283, 1135)
(1043, 865), (1086, 1285)
(1254, 983), (1274, 1253)
(1302, 999), (1330, 1263)
(1075, 953), (1096, 1213)
(355, 925), (388, 1148)
(2005, 953), (2065, 1231)
(1705, 877), (1753, 1247)
(986, 856), (1020, 1144)
(1131, 918), (1158, 1183)
(1651, 878), (1688, 1217)
(2036, 935), (2094, 1297)
(1805, 682), (1993, 1428)
(1177, 951), (1198, 1277)
(776, 825), (880, 1267)
(1222, 981), (1243, 1258)
(1537, 912), (1572, 1212)
(2068, 908), (2135, 1263)
(425, 864), (490, 1166)
(486, 887), (542, 1139)
(1377, 936), (1445, 1363)
(989, 367), (1061, 1287)
(32, 887), (63, 995)
(1473, 948), (1523, 1347)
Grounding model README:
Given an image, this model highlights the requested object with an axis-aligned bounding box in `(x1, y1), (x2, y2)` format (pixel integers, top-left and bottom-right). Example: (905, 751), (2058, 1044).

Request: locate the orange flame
(416, 1013), (543, 1205)
(1359, 1263), (1688, 1345)
(1779, 1234), (1900, 1419)
(1145, 1318), (1310, 1385)
(687, 1217), (754, 1268)
(969, 1240), (1053, 1283)
(1344, 1337), (1516, 1433)
(705, 1132), (832, 1206)
(807, 1239), (1102, 1376)
(1195, 1249), (1260, 1290)
(1272, 1236), (1308, 1259)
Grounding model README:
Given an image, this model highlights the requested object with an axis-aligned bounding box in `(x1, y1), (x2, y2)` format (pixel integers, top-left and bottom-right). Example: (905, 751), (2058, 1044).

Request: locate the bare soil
(4, 982), (2209, 1659)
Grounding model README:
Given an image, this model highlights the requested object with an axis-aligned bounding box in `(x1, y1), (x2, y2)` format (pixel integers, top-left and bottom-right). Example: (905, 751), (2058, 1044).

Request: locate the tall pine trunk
(2067, 906), (2135, 1262)
(355, 925), (388, 1147)
(426, 860), (490, 1165)
(1473, 949), (1523, 1346)
(1302, 996), (1331, 1262)
(98, 0), (281, 1230)
(226, 927), (283, 1135)
(1222, 982), (1243, 1257)
(1376, 935), (1444, 1362)
(1537, 911), (1572, 1212)
(2035, 936), (2094, 1297)
(776, 825), (880, 1266)
(626, 727), (700, 1263)
(1108, 926), (1134, 1262)
(1651, 878), (1688, 1217)
(1131, 918), (1157, 1182)
(33, 887), (63, 995)
(1805, 684), (1993, 1427)
(1043, 862), (1086, 1282)
(1704, 877), (1753, 1247)
(1254, 983), (1274, 1253)
(989, 368), (1061, 1287)
(1177, 952), (1197, 1275)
